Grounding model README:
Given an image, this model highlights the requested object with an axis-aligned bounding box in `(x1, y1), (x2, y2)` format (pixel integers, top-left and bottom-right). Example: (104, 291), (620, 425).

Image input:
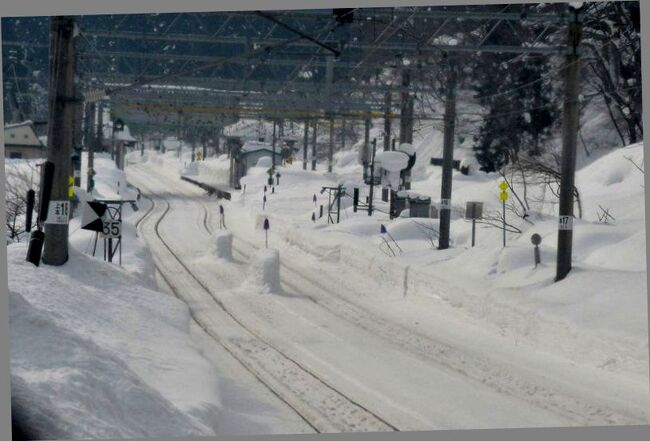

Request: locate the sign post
(219, 205), (226, 229)
(531, 233), (542, 268)
(263, 218), (270, 248)
(499, 181), (509, 247)
(465, 201), (484, 247)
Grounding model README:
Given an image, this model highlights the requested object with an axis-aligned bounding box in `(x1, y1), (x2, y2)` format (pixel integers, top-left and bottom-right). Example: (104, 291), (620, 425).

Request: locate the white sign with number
(558, 215), (573, 230)
(101, 219), (122, 238)
(45, 201), (70, 224)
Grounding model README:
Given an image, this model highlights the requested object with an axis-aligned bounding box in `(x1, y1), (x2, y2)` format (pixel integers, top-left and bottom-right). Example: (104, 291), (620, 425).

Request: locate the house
(3, 121), (46, 159)
(228, 139), (283, 189)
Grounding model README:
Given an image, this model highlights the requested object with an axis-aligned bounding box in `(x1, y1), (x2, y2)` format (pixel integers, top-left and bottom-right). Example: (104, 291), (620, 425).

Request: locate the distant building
(102, 121), (137, 152)
(229, 139), (283, 189)
(3, 121), (46, 159)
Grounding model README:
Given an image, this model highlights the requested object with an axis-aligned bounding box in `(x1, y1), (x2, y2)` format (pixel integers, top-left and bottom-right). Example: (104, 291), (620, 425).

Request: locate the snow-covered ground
(5, 108), (649, 436)
(7, 154), (312, 439)
(120, 116), (649, 432)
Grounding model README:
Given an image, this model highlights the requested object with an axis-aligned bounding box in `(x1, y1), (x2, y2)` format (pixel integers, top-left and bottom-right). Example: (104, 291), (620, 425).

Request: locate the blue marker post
(263, 218), (270, 248)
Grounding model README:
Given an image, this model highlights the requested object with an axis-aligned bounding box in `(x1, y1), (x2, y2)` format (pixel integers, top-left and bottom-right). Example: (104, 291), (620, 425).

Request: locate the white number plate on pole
(101, 220), (122, 238)
(558, 215), (573, 230)
(45, 201), (70, 224)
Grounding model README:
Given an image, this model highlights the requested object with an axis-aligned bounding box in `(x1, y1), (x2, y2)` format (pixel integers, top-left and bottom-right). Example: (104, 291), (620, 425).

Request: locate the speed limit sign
(101, 219), (122, 238)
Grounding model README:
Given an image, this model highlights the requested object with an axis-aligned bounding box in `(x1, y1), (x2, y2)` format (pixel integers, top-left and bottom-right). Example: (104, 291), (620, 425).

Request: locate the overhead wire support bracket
(255, 10), (341, 57)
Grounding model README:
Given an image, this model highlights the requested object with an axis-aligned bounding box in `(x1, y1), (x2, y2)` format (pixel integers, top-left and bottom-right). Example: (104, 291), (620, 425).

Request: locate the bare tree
(5, 162), (38, 243)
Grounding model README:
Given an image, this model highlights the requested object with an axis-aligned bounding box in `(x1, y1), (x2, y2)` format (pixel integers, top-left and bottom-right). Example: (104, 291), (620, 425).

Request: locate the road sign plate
(45, 201), (69, 224)
(499, 181), (509, 190)
(499, 191), (509, 201)
(465, 201), (484, 219)
(101, 219), (122, 238)
(81, 201), (108, 232)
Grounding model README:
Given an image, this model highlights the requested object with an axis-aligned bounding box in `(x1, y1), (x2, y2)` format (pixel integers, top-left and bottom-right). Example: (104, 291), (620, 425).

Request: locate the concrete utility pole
(438, 66), (457, 250)
(90, 100), (102, 192)
(72, 86), (83, 188)
(311, 120), (317, 171)
(214, 127), (221, 156)
(303, 120), (309, 170)
(328, 118), (334, 173)
(272, 120), (277, 168)
(383, 91), (392, 152)
(556, 8), (582, 282)
(42, 16), (77, 266)
(400, 68), (415, 190)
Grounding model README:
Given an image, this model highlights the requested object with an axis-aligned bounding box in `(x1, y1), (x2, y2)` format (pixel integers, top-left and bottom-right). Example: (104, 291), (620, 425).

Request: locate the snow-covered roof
(4, 120), (34, 130)
(241, 140), (281, 155)
(162, 137), (181, 149)
(103, 122), (137, 143)
(4, 120), (44, 148)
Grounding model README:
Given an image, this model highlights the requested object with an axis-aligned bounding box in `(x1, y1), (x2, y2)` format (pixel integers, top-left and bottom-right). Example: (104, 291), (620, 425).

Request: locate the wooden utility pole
(303, 120), (309, 170)
(42, 16), (77, 266)
(556, 8), (582, 282)
(438, 67), (457, 250)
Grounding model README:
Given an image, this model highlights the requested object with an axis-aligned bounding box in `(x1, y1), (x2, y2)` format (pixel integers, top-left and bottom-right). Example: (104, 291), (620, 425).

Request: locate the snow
(8, 89), (649, 434)
(212, 230), (233, 261)
(7, 153), (310, 438)
(124, 144), (650, 430)
(247, 248), (281, 293)
(257, 156), (273, 168)
(374, 151), (410, 172)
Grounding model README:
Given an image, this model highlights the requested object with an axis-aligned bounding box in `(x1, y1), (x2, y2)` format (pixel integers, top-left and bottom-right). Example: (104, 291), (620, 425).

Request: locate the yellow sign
(196, 151), (203, 160)
(68, 176), (75, 199)
(499, 190), (509, 201)
(499, 181), (509, 191)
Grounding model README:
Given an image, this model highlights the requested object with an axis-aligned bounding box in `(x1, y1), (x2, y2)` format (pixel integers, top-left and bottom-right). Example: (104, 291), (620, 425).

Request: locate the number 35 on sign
(101, 220), (121, 238)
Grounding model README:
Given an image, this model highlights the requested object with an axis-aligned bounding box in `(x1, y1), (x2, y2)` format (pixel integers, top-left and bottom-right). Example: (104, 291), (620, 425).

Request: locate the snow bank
(247, 248), (281, 293)
(212, 230), (233, 261)
(257, 156), (273, 168)
(7, 245), (222, 439)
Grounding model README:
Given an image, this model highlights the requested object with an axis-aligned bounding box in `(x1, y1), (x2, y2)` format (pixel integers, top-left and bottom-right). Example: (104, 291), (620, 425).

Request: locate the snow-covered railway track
(132, 183), (399, 434)
(227, 232), (649, 427)
(129, 163), (650, 428)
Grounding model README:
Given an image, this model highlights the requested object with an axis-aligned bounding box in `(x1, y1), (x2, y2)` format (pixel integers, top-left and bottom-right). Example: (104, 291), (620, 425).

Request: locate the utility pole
(400, 68), (415, 190)
(311, 119), (317, 171)
(383, 91), (392, 152)
(438, 66), (457, 250)
(90, 100), (102, 193)
(42, 16), (77, 266)
(368, 138), (377, 216)
(556, 7), (582, 282)
(72, 86), (83, 188)
(272, 120), (277, 168)
(328, 118), (334, 173)
(303, 119), (309, 170)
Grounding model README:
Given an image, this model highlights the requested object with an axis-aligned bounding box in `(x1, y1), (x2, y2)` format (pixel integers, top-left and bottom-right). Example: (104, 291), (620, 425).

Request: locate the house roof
(102, 122), (137, 143)
(4, 120), (45, 148)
